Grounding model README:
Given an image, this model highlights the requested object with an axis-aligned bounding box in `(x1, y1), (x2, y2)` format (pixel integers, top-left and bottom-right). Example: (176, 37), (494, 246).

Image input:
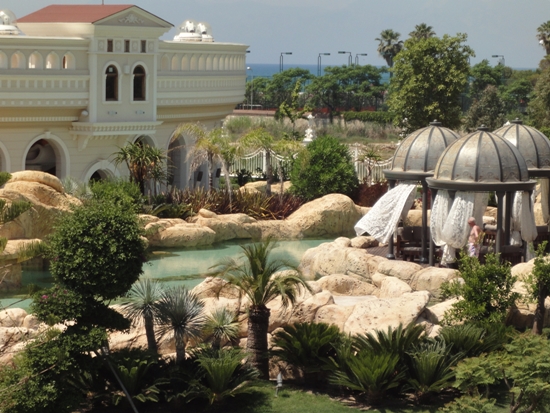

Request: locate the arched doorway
(168, 133), (190, 189)
(24, 134), (69, 179)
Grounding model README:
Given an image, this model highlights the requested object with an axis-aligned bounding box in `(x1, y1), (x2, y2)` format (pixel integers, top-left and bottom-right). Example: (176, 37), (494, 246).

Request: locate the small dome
(0, 10), (19, 35)
(493, 118), (550, 172)
(197, 22), (214, 42)
(173, 19), (202, 42)
(389, 121), (460, 174)
(429, 126), (532, 191)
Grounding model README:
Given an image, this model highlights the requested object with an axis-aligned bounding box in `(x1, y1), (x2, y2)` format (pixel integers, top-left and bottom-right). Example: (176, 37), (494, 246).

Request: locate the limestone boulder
(288, 290), (335, 325)
(378, 276), (413, 298)
(404, 210), (425, 227)
(192, 277), (240, 299)
(193, 211), (257, 243)
(376, 260), (423, 283)
(343, 291), (430, 336)
(371, 271), (387, 288)
(285, 194), (363, 238)
(314, 304), (355, 330)
(534, 202), (545, 226)
(410, 267), (459, 298)
(422, 298), (460, 324)
(350, 236), (379, 249)
(0, 308), (28, 327)
(511, 260), (535, 282)
(240, 181), (292, 194)
(201, 297), (241, 316)
(0, 171), (80, 240)
(145, 219), (217, 247)
(22, 314), (40, 330)
(317, 274), (377, 296)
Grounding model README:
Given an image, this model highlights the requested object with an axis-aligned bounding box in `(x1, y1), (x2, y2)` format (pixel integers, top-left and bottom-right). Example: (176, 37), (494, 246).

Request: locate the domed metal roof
(493, 119), (550, 176)
(426, 126), (536, 191)
(384, 121), (460, 180)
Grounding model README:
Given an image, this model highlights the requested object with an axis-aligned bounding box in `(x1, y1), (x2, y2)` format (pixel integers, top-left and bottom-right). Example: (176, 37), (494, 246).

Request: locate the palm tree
(272, 138), (304, 195)
(409, 23), (435, 40)
(121, 278), (164, 353)
(211, 239), (311, 378)
(154, 286), (206, 364)
(537, 21), (550, 55)
(239, 128), (278, 196)
(173, 123), (224, 190)
(203, 307), (240, 350)
(112, 142), (167, 195)
(375, 29), (403, 76)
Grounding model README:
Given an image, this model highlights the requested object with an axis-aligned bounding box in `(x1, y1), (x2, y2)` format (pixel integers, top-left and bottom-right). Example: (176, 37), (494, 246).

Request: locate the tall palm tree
(211, 239), (311, 378)
(173, 123), (224, 190)
(121, 278), (164, 353)
(375, 29), (403, 77)
(239, 128), (277, 196)
(409, 23), (435, 40)
(113, 142), (167, 195)
(154, 286), (206, 364)
(537, 21), (550, 55)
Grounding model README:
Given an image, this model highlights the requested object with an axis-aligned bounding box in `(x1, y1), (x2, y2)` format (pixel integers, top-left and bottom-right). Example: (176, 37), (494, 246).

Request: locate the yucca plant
(330, 348), (405, 405)
(188, 347), (260, 405)
(271, 322), (343, 383)
(203, 307), (240, 350)
(405, 340), (461, 404)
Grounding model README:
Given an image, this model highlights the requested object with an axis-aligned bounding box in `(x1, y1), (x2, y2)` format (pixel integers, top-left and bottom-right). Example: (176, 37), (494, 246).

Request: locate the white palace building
(0, 4), (247, 187)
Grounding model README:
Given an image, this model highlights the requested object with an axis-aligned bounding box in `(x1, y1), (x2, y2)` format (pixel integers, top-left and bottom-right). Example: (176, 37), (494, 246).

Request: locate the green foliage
(30, 285), (86, 325)
(376, 29), (403, 69)
(441, 253), (519, 324)
(47, 200), (145, 301)
(437, 323), (512, 360)
(529, 65), (550, 130)
(189, 347), (260, 405)
(468, 59), (506, 100)
(387, 33), (474, 134)
(440, 394), (496, 413)
(89, 178), (144, 211)
(278, 79), (310, 139)
(409, 23), (436, 41)
(290, 135), (358, 201)
(271, 322), (344, 381)
(342, 110), (394, 124)
(526, 242), (550, 334)
(267, 68), (313, 108)
(203, 307), (240, 350)
(330, 349), (405, 405)
(537, 20), (550, 56)
(463, 85), (507, 131)
(405, 340), (460, 403)
(353, 323), (425, 360)
(452, 352), (500, 397)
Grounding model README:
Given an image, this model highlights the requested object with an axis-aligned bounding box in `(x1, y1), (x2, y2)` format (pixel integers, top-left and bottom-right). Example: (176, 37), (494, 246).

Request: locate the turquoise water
(2, 238), (333, 311)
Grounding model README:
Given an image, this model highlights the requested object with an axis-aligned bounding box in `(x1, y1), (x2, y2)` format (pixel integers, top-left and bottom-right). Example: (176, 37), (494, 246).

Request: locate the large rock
(0, 308), (28, 327)
(285, 194), (364, 238)
(145, 219), (217, 247)
(192, 277), (240, 299)
(193, 210), (257, 243)
(378, 277), (413, 298)
(240, 181), (292, 194)
(317, 274), (377, 296)
(0, 171), (80, 240)
(410, 267), (459, 298)
(377, 260), (423, 282)
(511, 260), (535, 282)
(343, 291), (430, 335)
(288, 290), (335, 325)
(422, 298), (460, 324)
(314, 304), (355, 330)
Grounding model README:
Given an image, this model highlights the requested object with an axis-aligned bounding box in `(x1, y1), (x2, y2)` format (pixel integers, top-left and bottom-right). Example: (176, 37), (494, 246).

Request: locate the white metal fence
(231, 144), (394, 182)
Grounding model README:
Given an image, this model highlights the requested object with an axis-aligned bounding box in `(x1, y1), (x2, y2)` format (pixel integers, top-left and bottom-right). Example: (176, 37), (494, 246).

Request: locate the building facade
(0, 5), (247, 187)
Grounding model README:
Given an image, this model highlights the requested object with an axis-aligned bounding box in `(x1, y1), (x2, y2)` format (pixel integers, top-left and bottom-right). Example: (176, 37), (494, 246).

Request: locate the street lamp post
(338, 51), (352, 66)
(355, 53), (368, 65)
(280, 52), (292, 72)
(318, 53), (330, 76)
(247, 66), (253, 109)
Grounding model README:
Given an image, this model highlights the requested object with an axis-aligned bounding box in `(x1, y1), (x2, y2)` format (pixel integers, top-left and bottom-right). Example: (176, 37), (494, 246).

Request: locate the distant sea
(245, 63), (391, 83)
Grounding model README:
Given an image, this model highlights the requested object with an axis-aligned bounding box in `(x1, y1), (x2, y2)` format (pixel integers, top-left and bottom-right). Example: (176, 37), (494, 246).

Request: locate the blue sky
(3, 0), (550, 69)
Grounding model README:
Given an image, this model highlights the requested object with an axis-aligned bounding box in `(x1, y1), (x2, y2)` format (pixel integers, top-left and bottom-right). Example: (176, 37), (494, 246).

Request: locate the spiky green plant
(271, 322), (343, 382)
(121, 278), (164, 353)
(154, 286), (206, 364)
(203, 307), (240, 350)
(437, 323), (512, 360)
(353, 323), (426, 357)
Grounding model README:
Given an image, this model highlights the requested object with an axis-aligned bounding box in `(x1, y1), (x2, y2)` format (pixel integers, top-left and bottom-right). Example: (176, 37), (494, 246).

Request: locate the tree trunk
(174, 329), (186, 364)
(144, 313), (158, 353)
(247, 305), (270, 378)
(265, 151), (272, 196)
(532, 283), (547, 335)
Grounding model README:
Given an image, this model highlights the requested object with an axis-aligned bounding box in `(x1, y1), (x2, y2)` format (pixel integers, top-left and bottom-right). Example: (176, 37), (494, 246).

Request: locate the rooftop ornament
(426, 126), (537, 264)
(355, 121), (459, 263)
(173, 19), (214, 42)
(0, 10), (20, 36)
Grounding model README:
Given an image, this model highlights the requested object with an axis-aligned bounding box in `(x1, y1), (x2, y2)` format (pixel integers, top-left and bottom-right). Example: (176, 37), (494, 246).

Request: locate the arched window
(10, 52), (25, 69)
(62, 53), (75, 69)
(28, 52), (43, 69)
(133, 65), (145, 101)
(46, 52), (59, 69)
(105, 65), (118, 101)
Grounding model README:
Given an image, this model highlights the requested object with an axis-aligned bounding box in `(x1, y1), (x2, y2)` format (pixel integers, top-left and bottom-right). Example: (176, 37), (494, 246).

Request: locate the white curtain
(431, 190), (451, 247)
(441, 191), (476, 249)
(354, 182), (417, 243)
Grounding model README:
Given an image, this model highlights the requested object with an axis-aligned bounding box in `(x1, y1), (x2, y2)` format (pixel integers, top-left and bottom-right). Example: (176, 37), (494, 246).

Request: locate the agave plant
(271, 322), (343, 382)
(405, 340), (461, 403)
(188, 347), (260, 405)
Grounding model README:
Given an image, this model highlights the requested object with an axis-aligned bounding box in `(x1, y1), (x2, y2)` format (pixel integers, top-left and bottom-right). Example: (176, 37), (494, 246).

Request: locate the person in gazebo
(467, 217), (482, 257)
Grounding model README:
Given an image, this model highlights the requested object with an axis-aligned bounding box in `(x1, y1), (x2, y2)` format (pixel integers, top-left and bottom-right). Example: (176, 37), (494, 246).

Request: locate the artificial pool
(1, 238), (334, 311)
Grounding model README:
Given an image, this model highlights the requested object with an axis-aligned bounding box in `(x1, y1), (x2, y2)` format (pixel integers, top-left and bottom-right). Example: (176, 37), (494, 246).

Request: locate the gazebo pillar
(420, 179), (429, 263)
(386, 179), (397, 260)
(429, 188), (438, 267)
(496, 191), (505, 256)
(504, 192), (513, 246)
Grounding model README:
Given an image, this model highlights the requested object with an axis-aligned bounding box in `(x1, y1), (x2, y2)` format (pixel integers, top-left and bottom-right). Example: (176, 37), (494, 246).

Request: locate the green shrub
(342, 111), (394, 124)
(89, 178), (144, 211)
(437, 323), (512, 359)
(289, 135), (359, 201)
(271, 322), (344, 382)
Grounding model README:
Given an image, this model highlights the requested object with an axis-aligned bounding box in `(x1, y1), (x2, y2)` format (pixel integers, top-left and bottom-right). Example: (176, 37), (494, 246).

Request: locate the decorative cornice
(157, 96), (244, 106)
(0, 99), (88, 107)
(157, 110), (232, 120)
(118, 14), (144, 24)
(0, 116), (79, 122)
(70, 121), (163, 151)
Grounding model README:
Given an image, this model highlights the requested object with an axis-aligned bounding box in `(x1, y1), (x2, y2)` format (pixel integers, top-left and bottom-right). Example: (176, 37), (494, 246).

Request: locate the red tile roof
(18, 5), (135, 23)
